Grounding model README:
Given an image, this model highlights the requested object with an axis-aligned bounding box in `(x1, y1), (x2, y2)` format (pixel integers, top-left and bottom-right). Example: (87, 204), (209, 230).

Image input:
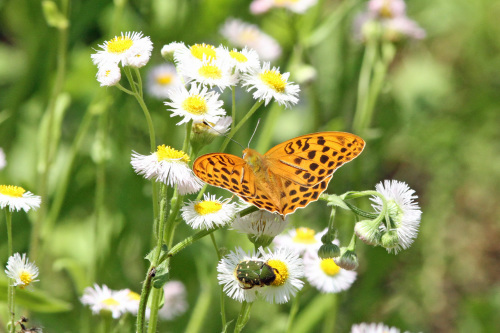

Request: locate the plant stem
(233, 301), (253, 333)
(286, 288), (303, 333)
(5, 210), (15, 333)
(210, 233), (227, 329)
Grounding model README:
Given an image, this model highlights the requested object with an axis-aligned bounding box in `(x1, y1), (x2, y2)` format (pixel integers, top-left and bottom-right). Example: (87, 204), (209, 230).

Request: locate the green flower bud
(333, 248), (359, 271)
(318, 243), (340, 259)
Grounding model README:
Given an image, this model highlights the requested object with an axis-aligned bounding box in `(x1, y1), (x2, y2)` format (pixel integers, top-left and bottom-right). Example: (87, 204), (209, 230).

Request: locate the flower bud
(354, 220), (381, 245)
(380, 230), (399, 249)
(333, 248), (359, 270)
(318, 243), (340, 259)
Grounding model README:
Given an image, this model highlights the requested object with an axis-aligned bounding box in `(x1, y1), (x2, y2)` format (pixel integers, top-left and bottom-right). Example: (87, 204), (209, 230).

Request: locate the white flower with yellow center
(5, 253), (39, 289)
(303, 248), (357, 293)
(131, 145), (203, 195)
(0, 148), (6, 170)
(96, 62), (121, 87)
(368, 0), (406, 19)
(232, 209), (289, 238)
(179, 57), (238, 91)
(165, 84), (226, 125)
(158, 281), (188, 320)
(220, 18), (282, 61)
(161, 41), (186, 60)
(218, 46), (260, 73)
(174, 43), (219, 65)
(146, 64), (182, 99)
(0, 185), (41, 212)
(351, 322), (402, 333)
(273, 227), (326, 254)
(242, 62), (299, 108)
(81, 284), (129, 319)
(370, 180), (422, 254)
(122, 289), (140, 314)
(181, 194), (239, 230)
(91, 31), (153, 68)
(257, 247), (304, 304)
(217, 247), (260, 302)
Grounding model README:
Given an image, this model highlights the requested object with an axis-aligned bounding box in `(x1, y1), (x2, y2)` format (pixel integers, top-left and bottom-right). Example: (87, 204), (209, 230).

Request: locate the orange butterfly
(193, 132), (365, 216)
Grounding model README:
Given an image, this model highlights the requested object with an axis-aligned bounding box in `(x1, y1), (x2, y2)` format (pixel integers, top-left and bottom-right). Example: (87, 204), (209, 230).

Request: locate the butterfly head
(242, 148), (266, 173)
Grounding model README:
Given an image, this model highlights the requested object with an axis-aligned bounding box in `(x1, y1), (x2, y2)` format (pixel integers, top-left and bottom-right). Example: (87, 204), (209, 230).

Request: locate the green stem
(136, 267), (154, 333)
(210, 233), (226, 329)
(5, 210), (15, 333)
(31, 3), (69, 260)
(231, 87), (236, 124)
(146, 287), (162, 333)
(352, 36), (377, 134)
(219, 100), (264, 152)
(286, 288), (302, 333)
(233, 301), (253, 333)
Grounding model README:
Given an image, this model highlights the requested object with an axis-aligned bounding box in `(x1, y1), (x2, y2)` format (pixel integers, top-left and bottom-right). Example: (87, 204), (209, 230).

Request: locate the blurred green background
(0, 0), (499, 332)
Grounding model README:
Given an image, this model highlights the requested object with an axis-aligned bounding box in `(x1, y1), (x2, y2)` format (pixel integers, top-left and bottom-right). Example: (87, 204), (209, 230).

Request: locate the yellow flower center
(156, 145), (190, 163)
(380, 0), (395, 18)
(102, 298), (120, 306)
(106, 36), (134, 54)
(260, 70), (286, 93)
(156, 74), (173, 85)
(198, 63), (222, 79)
(292, 227), (317, 244)
(267, 259), (288, 286)
(275, 0), (299, 5)
(194, 200), (223, 215)
(0, 185), (26, 197)
(190, 43), (217, 60)
(229, 51), (248, 63)
(320, 258), (341, 276)
(128, 291), (141, 301)
(18, 271), (34, 288)
(182, 95), (208, 115)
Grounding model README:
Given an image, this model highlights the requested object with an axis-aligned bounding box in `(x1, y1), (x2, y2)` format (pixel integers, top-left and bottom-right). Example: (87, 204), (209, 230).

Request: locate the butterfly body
(193, 132), (365, 216)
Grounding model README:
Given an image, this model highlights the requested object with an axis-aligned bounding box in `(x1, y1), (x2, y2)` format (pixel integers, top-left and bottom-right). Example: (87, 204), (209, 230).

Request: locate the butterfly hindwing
(265, 132), (365, 187)
(278, 175), (333, 216)
(193, 153), (257, 198)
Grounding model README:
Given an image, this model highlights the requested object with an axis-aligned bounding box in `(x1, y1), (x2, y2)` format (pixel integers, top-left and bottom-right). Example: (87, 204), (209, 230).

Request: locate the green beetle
(235, 260), (278, 289)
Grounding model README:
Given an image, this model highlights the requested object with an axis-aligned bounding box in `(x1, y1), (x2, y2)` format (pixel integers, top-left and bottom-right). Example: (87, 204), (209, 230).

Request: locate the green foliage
(0, 0), (499, 332)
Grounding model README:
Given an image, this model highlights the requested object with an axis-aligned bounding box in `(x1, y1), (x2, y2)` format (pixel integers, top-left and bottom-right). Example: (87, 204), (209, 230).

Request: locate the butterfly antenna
(247, 118), (261, 148)
(202, 121), (245, 150)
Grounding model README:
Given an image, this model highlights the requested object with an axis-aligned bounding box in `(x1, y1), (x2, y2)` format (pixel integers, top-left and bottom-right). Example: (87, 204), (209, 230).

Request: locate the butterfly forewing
(192, 153), (257, 198)
(265, 132), (365, 187)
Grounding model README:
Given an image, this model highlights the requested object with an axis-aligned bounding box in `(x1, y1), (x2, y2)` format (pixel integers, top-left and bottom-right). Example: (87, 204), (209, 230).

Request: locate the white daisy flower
(232, 209), (289, 238)
(370, 180), (422, 254)
(178, 57), (238, 91)
(351, 322), (401, 333)
(5, 253), (39, 289)
(96, 62), (121, 87)
(303, 248), (357, 293)
(158, 281), (188, 320)
(273, 227), (326, 254)
(217, 247), (260, 302)
(258, 247), (304, 304)
(382, 16), (426, 41)
(242, 62), (300, 108)
(181, 194), (239, 230)
(122, 289), (140, 314)
(91, 31), (153, 68)
(146, 64), (182, 99)
(161, 42), (186, 60)
(0, 185), (41, 212)
(81, 284), (129, 319)
(174, 43), (220, 65)
(0, 148), (6, 170)
(218, 46), (261, 73)
(165, 84), (226, 125)
(220, 18), (282, 61)
(131, 145), (203, 195)
(192, 116), (232, 137)
(250, 0), (318, 14)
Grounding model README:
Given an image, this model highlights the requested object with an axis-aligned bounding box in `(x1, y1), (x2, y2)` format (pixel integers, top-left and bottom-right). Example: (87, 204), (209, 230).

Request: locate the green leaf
(0, 279), (72, 313)
(152, 260), (170, 289)
(145, 244), (168, 264)
(325, 194), (350, 210)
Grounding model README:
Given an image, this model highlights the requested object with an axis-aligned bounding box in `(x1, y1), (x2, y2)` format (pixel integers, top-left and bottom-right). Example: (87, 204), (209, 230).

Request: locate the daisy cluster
(354, 0), (425, 42)
(81, 281), (187, 320)
(91, 32), (153, 86)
